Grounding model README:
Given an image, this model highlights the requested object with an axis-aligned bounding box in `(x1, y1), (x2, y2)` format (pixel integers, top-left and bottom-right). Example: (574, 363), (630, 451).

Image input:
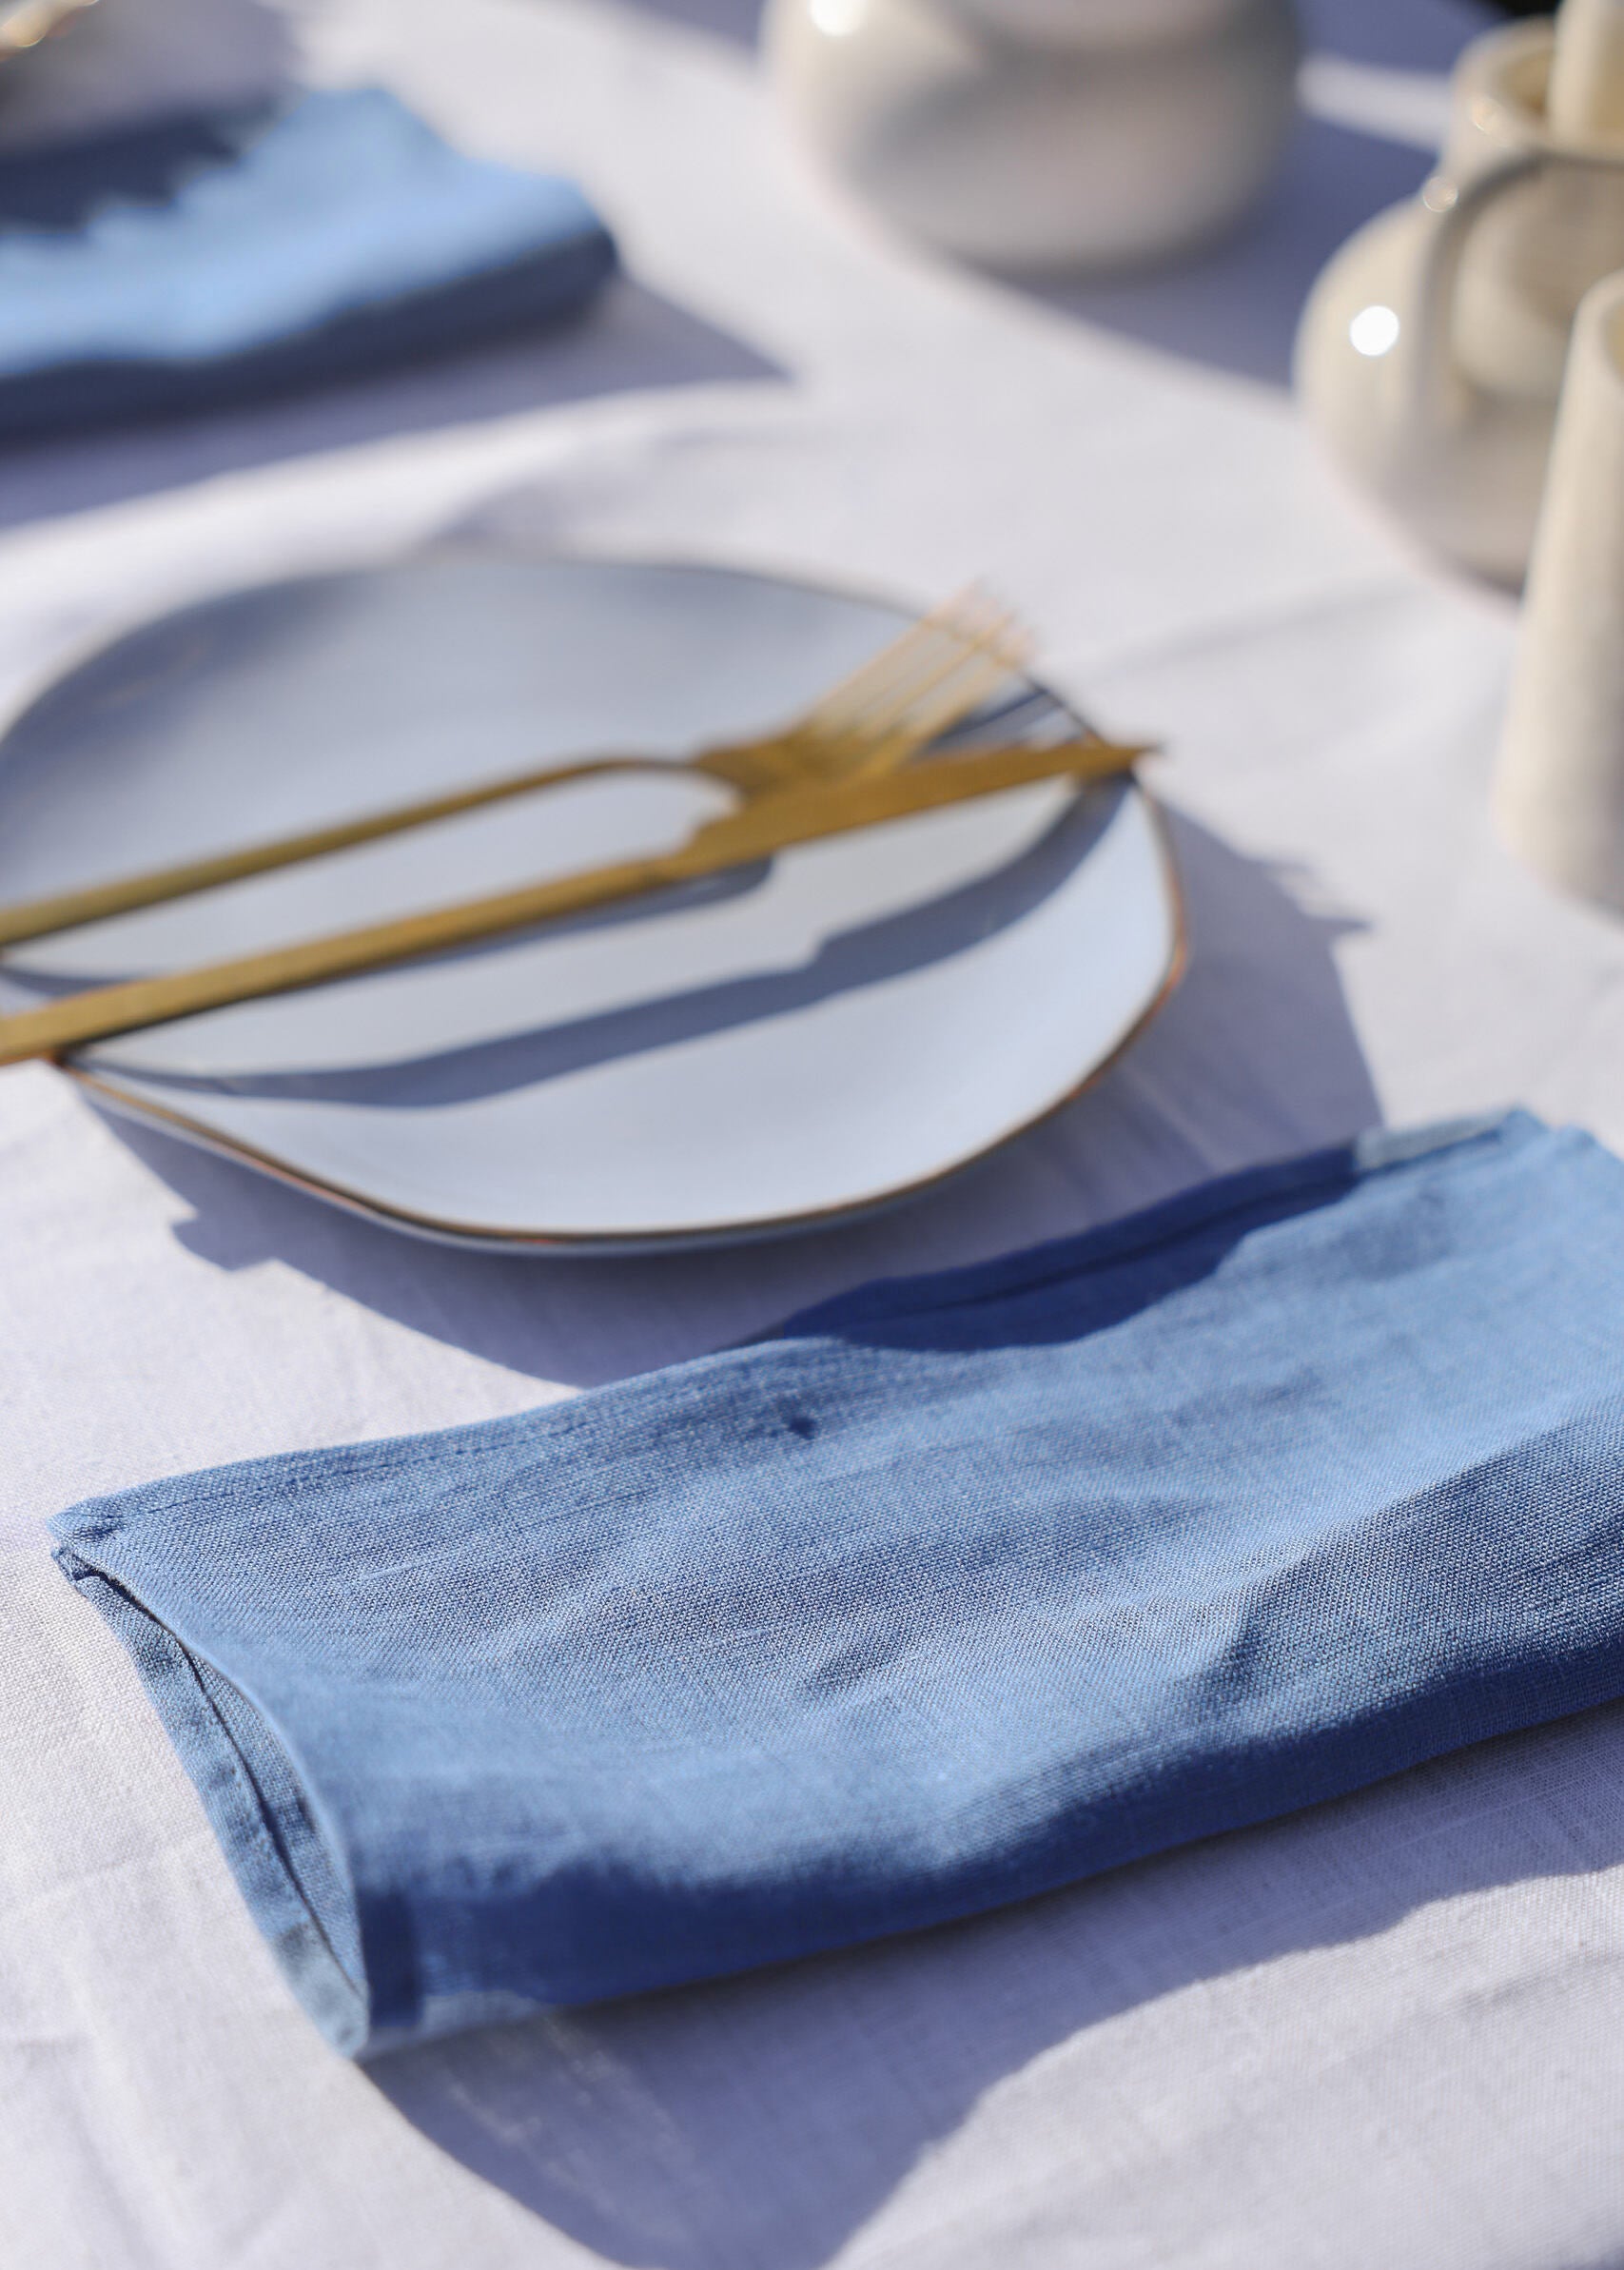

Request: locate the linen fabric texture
(0, 88), (615, 436)
(51, 1110), (1624, 2056)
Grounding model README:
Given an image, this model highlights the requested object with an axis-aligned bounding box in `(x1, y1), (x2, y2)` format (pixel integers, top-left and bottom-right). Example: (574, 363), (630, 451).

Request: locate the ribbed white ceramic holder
(1294, 0), (1624, 583)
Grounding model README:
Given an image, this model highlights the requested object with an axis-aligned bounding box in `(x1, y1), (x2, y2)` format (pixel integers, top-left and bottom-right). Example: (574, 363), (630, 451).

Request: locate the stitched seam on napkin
(780, 1113), (1531, 1329)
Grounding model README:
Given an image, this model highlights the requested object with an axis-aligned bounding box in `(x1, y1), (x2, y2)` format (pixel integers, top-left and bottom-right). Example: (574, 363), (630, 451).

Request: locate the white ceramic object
(1495, 266), (1624, 910)
(0, 0), (293, 152)
(1294, 0), (1624, 585)
(0, 554), (1183, 1253)
(763, 0), (1301, 274)
(1550, 0), (1624, 140)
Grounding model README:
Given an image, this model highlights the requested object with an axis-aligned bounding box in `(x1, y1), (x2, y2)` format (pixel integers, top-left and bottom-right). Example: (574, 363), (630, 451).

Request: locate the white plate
(0, 553), (1183, 1252)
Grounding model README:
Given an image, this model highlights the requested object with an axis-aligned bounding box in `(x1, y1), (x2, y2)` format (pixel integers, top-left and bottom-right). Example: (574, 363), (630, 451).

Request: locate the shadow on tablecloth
(1019, 115), (1431, 391)
(105, 810), (1383, 1386)
(365, 1694), (1624, 2270)
(0, 276), (784, 535)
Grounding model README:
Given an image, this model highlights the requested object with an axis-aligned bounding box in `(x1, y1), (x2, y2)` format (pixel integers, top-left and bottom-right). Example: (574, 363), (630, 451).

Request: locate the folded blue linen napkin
(52, 1109), (1624, 2055)
(0, 87), (616, 436)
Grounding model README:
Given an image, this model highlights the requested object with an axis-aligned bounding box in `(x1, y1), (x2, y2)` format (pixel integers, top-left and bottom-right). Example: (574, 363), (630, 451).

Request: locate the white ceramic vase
(1495, 266), (1624, 910)
(1294, 3), (1624, 585)
(764, 0), (1301, 274)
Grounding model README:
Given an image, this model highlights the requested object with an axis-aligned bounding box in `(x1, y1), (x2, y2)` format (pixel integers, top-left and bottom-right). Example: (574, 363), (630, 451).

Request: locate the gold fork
(0, 590), (1031, 952)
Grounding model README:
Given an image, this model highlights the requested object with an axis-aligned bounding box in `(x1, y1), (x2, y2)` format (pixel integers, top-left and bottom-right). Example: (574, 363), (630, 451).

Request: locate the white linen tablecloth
(6, 3), (1624, 2264)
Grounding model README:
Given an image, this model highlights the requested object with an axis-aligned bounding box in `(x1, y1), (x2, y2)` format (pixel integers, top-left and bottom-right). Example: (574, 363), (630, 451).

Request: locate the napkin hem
(53, 1546), (369, 2054)
(776, 1108), (1530, 1335)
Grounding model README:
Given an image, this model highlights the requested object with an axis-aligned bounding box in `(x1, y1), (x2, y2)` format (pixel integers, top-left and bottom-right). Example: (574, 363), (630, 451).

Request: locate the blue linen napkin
(0, 87), (616, 436)
(52, 1109), (1624, 2055)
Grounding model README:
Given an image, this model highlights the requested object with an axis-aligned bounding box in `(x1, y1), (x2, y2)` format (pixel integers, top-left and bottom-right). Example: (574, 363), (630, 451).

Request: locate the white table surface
(6, 3), (1624, 2265)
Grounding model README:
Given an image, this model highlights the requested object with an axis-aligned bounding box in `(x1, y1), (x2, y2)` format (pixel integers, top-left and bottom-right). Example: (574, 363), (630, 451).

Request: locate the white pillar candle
(1495, 268), (1624, 910)
(1548, 0), (1624, 147)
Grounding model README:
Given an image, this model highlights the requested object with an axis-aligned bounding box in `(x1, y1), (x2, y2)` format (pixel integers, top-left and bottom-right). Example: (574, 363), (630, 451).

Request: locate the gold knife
(0, 737), (1147, 1067)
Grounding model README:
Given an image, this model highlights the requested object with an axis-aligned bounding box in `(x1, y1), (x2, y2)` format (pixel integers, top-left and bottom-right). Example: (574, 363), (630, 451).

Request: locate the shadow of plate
(106, 809), (1384, 1385)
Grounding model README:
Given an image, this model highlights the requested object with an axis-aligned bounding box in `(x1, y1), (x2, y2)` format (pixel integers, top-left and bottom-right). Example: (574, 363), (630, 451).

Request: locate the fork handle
(0, 718), (1000, 951)
(0, 751), (695, 950)
(0, 611), (1021, 949)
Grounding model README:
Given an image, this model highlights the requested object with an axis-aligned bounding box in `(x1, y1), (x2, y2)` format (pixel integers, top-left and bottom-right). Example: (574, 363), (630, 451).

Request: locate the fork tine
(901, 644), (1027, 733)
(784, 615), (1031, 784)
(838, 646), (1027, 780)
(791, 592), (982, 732)
(794, 589), (1026, 741)
(714, 590), (1032, 793)
(840, 606), (1026, 734)
(835, 615), (1028, 742)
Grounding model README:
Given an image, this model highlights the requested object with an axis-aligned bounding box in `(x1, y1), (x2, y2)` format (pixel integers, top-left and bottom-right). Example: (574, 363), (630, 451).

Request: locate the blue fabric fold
(0, 87), (616, 436)
(52, 1110), (1624, 2055)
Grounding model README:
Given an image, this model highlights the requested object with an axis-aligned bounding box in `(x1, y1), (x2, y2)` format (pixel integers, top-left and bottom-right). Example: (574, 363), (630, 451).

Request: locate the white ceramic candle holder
(764, 0), (1301, 275)
(1294, 0), (1624, 584)
(1495, 266), (1624, 911)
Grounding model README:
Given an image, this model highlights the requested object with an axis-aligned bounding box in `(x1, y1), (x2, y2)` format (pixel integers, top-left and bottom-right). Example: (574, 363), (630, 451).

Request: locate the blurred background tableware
(1494, 264), (1624, 909)
(0, 0), (290, 150)
(763, 0), (1301, 274)
(0, 0), (101, 68)
(0, 552), (1182, 1251)
(1295, 0), (1624, 583)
